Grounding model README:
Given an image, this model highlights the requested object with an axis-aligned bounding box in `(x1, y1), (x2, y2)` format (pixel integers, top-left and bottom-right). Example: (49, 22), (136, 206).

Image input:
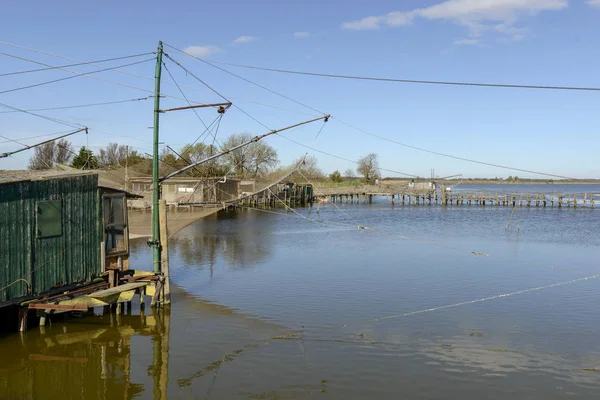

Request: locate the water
(2, 185), (600, 399)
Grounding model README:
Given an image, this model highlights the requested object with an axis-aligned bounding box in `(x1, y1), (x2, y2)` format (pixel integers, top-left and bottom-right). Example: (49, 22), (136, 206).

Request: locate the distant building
(408, 180), (437, 190)
(240, 180), (256, 195)
(128, 177), (242, 208)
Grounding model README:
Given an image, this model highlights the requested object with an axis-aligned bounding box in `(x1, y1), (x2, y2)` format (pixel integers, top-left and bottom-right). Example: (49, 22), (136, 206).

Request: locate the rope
(174, 56), (600, 93)
(1, 134), (54, 169)
(0, 57), (155, 95)
(0, 41), (316, 119)
(314, 120), (327, 140)
(163, 43), (327, 116)
(164, 42), (581, 181)
(0, 96), (151, 114)
(333, 118), (578, 180)
(0, 45), (213, 106)
(162, 60), (222, 147)
(296, 274), (600, 335)
(0, 51), (154, 77)
(0, 102), (84, 129)
(163, 53), (230, 103)
(0, 130), (73, 144)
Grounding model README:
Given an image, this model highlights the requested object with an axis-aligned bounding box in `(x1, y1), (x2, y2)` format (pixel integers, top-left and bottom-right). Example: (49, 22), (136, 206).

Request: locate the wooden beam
(29, 304), (89, 311)
(89, 282), (149, 298)
(159, 102), (231, 113)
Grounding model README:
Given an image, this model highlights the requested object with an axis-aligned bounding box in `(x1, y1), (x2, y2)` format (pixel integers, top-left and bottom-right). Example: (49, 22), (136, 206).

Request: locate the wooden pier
(314, 189), (599, 208)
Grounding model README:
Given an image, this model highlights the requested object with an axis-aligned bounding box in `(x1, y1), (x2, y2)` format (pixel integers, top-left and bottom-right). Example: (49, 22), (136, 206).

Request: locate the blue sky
(1, 0), (600, 178)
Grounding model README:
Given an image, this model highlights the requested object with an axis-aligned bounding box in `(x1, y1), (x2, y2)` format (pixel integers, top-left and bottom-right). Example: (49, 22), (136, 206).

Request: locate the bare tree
(177, 143), (227, 177)
(28, 139), (74, 170)
(98, 143), (130, 167)
(296, 155), (324, 181)
(222, 133), (278, 178)
(251, 143), (278, 177)
(344, 169), (355, 179)
(357, 153), (380, 184)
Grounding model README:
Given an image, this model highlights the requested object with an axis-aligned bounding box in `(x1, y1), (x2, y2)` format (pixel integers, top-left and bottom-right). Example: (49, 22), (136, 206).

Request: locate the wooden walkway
(319, 190), (599, 208)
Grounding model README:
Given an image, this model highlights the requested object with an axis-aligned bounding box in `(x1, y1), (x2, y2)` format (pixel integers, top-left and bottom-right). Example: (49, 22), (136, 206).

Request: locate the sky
(1, 0), (600, 179)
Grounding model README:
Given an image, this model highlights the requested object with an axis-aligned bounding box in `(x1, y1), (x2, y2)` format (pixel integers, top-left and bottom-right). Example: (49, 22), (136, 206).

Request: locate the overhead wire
(0, 41), (318, 118)
(165, 42), (584, 181)
(163, 50), (274, 133)
(177, 114), (222, 160)
(0, 130), (74, 144)
(0, 46), (214, 105)
(0, 57), (155, 95)
(125, 117), (225, 201)
(3, 41), (592, 182)
(176, 56), (600, 93)
(164, 42), (327, 116)
(161, 59), (223, 147)
(275, 133), (419, 178)
(0, 51), (154, 77)
(162, 53), (230, 103)
(0, 101), (84, 129)
(332, 118), (578, 180)
(1, 134), (54, 169)
(164, 52), (270, 150)
(0, 96), (151, 114)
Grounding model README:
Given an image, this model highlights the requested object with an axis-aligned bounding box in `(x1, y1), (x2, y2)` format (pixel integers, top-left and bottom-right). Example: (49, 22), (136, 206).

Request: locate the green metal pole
(152, 41), (163, 274)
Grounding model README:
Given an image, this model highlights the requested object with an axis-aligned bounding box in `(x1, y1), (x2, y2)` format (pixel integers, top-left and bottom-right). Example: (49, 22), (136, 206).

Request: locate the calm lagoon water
(2, 184), (600, 399)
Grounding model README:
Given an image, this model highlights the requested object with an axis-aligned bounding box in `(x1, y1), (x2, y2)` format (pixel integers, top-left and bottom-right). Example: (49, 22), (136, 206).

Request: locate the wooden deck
(318, 190), (599, 208)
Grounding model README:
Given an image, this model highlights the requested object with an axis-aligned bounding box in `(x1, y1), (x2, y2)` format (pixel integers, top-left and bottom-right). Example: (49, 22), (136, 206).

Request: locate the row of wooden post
(320, 192), (596, 208)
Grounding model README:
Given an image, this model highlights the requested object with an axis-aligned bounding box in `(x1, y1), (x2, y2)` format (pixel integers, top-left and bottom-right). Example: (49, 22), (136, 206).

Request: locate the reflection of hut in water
(0, 311), (170, 399)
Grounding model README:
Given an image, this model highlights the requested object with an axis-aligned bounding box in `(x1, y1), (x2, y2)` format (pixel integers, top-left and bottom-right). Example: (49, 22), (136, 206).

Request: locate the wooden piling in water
(159, 200), (170, 306)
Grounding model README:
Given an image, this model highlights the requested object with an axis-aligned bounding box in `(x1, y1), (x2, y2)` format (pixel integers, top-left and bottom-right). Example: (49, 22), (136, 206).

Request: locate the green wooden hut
(0, 170), (134, 308)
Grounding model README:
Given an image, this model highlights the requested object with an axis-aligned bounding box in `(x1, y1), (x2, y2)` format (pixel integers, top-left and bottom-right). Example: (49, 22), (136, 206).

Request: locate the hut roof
(0, 169), (98, 185)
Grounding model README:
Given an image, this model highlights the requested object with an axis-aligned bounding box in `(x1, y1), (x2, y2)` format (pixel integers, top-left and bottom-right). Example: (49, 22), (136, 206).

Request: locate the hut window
(104, 195), (127, 255)
(36, 200), (63, 238)
(177, 184), (195, 193)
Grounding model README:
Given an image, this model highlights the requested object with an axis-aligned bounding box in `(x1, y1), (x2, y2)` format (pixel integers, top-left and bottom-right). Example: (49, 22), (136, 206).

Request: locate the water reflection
(0, 308), (171, 400)
(171, 208), (273, 272)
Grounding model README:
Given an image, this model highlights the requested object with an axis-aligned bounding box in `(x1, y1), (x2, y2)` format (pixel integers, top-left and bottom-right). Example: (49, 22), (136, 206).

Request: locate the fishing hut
(128, 176), (241, 208)
(0, 169), (161, 332)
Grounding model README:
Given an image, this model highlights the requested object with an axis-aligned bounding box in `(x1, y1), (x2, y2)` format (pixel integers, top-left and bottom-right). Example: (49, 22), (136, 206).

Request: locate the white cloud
(294, 31), (311, 38)
(232, 36), (257, 44)
(586, 0), (600, 7)
(341, 0), (567, 40)
(454, 38), (480, 45)
(183, 45), (221, 57)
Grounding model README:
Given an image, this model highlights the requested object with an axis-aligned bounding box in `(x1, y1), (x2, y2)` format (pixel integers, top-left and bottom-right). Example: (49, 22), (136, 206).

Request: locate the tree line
(27, 132), (280, 179)
(328, 153), (381, 184)
(28, 136), (382, 183)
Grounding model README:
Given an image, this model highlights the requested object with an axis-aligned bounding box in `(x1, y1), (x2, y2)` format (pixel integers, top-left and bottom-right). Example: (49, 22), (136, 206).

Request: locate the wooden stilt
(159, 200), (171, 306)
(18, 307), (28, 332)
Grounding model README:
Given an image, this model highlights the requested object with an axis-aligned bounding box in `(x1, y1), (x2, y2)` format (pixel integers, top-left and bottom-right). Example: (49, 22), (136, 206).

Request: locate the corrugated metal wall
(0, 175), (102, 304)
